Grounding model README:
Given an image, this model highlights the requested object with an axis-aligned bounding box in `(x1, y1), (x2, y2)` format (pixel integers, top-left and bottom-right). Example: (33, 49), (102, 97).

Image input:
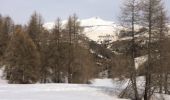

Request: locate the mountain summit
(44, 17), (122, 42)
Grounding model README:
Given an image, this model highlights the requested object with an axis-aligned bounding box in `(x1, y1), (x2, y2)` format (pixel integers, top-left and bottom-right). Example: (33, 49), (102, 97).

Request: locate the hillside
(44, 17), (122, 43)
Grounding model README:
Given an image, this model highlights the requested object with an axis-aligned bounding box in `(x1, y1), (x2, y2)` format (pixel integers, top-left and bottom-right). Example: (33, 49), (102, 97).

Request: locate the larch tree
(141, 0), (167, 99)
(65, 14), (88, 83)
(154, 3), (169, 94)
(0, 16), (13, 64)
(66, 16), (73, 83)
(163, 38), (170, 94)
(4, 26), (40, 84)
(50, 18), (62, 83)
(156, 5), (168, 93)
(119, 0), (141, 99)
(39, 29), (51, 83)
(27, 12), (44, 49)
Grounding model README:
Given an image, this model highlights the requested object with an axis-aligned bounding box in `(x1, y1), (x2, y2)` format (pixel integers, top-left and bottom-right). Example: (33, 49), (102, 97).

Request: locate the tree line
(0, 13), (96, 84)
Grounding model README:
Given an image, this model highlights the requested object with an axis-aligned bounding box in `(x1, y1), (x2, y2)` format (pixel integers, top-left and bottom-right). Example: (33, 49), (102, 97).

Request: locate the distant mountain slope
(44, 17), (123, 43)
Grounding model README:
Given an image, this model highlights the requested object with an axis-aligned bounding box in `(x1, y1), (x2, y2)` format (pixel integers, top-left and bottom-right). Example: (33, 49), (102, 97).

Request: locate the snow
(151, 93), (170, 100)
(44, 17), (122, 43)
(0, 67), (128, 100)
(44, 17), (115, 30)
(0, 66), (168, 100)
(81, 17), (113, 27)
(83, 25), (119, 42)
(0, 67), (8, 84)
(0, 83), (129, 100)
(135, 55), (148, 69)
(43, 22), (55, 30)
(90, 78), (130, 96)
(90, 78), (114, 88)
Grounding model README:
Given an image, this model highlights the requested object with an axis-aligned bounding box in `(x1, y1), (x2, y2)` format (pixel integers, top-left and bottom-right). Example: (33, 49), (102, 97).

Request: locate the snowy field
(0, 81), (129, 100)
(0, 67), (128, 100)
(0, 67), (170, 100)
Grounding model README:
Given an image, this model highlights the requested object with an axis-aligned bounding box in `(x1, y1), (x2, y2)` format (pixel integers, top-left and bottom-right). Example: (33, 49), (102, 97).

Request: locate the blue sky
(0, 0), (170, 24)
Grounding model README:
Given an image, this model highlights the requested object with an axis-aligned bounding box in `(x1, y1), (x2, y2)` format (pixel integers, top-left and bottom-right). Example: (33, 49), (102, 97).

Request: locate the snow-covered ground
(0, 78), (129, 100)
(151, 93), (170, 100)
(0, 67), (170, 100)
(0, 67), (129, 100)
(0, 84), (129, 100)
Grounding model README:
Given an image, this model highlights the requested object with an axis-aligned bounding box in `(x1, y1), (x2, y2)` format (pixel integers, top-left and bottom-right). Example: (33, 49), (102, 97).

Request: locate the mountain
(44, 17), (123, 43)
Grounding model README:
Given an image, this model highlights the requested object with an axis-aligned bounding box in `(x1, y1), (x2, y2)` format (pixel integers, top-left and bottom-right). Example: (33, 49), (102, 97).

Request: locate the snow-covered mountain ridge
(44, 17), (123, 42)
(44, 17), (170, 43)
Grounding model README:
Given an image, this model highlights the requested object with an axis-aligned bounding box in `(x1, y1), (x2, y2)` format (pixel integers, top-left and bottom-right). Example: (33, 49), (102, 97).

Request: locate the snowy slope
(80, 17), (113, 26)
(44, 17), (122, 42)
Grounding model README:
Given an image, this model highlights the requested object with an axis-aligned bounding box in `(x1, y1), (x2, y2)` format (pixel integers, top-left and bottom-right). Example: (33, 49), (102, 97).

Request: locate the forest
(0, 0), (170, 100)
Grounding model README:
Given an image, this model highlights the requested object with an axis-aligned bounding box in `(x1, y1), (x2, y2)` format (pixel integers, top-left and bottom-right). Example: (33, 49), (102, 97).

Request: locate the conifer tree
(5, 27), (40, 84)
(39, 30), (51, 83)
(27, 12), (44, 49)
(65, 14), (82, 83)
(50, 18), (62, 83)
(119, 0), (141, 99)
(141, 0), (167, 99)
(0, 16), (13, 62)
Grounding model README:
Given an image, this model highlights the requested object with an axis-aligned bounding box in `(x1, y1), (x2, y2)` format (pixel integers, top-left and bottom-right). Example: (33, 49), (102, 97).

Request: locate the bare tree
(119, 0), (141, 99)
(141, 0), (166, 99)
(66, 16), (73, 83)
(157, 6), (168, 93)
(51, 18), (62, 83)
(27, 12), (44, 49)
(39, 30), (50, 83)
(65, 14), (82, 83)
(0, 16), (13, 63)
